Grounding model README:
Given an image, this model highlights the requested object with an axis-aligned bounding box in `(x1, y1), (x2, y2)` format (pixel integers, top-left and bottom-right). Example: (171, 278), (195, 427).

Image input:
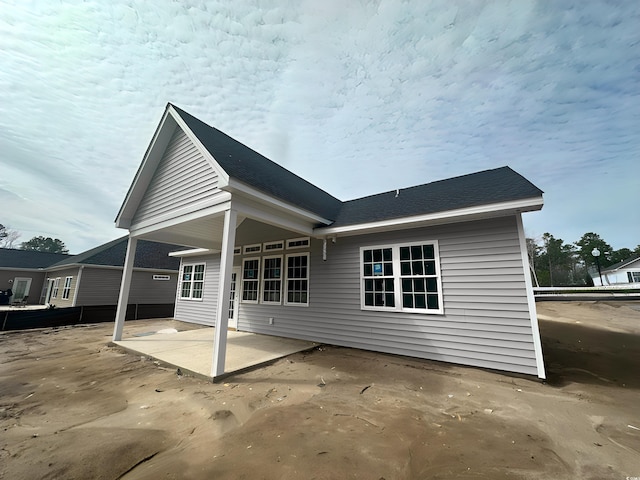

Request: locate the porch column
(212, 208), (237, 378)
(112, 236), (137, 341)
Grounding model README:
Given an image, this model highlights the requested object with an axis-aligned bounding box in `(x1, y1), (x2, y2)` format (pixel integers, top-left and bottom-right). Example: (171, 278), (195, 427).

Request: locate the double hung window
(285, 253), (309, 306)
(262, 256), (282, 304)
(361, 241), (442, 314)
(62, 276), (72, 300)
(52, 278), (60, 299)
(180, 263), (205, 300)
(242, 258), (260, 303)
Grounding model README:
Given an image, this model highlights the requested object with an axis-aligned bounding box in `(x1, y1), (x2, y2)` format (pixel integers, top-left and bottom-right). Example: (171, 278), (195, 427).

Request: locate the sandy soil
(1, 300), (639, 479)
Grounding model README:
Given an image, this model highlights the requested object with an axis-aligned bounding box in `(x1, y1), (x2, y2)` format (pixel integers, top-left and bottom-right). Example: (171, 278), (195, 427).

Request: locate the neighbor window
(51, 278), (60, 299)
(628, 271), (640, 283)
(261, 256), (282, 304)
(285, 253), (309, 306)
(62, 276), (72, 299)
(180, 263), (205, 300)
(242, 258), (260, 303)
(361, 241), (443, 314)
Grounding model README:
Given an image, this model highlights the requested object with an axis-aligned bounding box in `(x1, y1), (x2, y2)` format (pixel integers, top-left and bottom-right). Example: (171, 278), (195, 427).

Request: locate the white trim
(516, 214), (546, 379)
(241, 257), (261, 304)
(316, 197), (544, 237)
(231, 197), (315, 236)
(61, 276), (73, 300)
(51, 277), (60, 299)
(71, 266), (83, 307)
(263, 240), (284, 252)
(243, 244), (262, 255)
(260, 255), (283, 305)
(179, 262), (206, 301)
(233, 246), (242, 255)
(284, 252), (310, 307)
(169, 248), (216, 258)
(359, 241), (444, 315)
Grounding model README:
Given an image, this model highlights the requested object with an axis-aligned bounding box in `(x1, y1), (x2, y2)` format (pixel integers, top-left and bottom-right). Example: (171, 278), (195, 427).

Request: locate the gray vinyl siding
(74, 267), (178, 306)
(173, 256), (220, 326)
(131, 127), (226, 228)
(173, 216), (540, 376)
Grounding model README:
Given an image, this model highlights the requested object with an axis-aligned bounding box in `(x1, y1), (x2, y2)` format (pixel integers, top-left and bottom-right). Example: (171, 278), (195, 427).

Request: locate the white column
(211, 209), (237, 378)
(113, 236), (137, 341)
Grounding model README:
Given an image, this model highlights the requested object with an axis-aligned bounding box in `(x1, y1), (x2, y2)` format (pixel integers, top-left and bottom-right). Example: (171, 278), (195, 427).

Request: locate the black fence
(1, 304), (175, 331)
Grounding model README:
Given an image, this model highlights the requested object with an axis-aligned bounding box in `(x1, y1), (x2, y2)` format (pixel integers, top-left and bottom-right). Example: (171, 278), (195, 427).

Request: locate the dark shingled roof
(49, 237), (182, 270)
(0, 248), (71, 269)
(329, 167), (544, 227)
(171, 105), (343, 221)
(601, 254), (640, 273)
(170, 105), (543, 228)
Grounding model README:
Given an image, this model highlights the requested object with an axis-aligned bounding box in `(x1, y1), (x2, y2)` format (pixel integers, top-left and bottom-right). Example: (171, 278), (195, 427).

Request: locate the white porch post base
(212, 209), (237, 378)
(113, 236), (137, 341)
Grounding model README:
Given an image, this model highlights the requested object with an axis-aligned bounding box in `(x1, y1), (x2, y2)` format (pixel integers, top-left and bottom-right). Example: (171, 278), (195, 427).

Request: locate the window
(263, 240), (284, 252)
(180, 263), (205, 300)
(51, 278), (60, 299)
(62, 276), (72, 299)
(286, 237), (310, 249)
(261, 256), (282, 304)
(285, 253), (309, 306)
(233, 247), (242, 255)
(243, 244), (262, 255)
(628, 271), (640, 283)
(361, 241), (442, 314)
(242, 258), (260, 303)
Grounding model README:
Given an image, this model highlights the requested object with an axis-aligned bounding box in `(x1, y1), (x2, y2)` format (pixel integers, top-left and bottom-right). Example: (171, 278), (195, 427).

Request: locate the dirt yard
(1, 301), (639, 479)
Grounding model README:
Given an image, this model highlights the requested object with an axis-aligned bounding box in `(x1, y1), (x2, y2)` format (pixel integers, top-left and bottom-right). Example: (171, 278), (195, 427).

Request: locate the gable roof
(329, 167), (544, 228)
(601, 255), (640, 274)
(170, 105), (343, 221)
(0, 248), (71, 269)
(48, 237), (182, 271)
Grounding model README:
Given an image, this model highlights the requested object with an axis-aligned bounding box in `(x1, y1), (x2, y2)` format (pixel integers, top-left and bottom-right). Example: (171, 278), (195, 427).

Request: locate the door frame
(12, 277), (32, 302)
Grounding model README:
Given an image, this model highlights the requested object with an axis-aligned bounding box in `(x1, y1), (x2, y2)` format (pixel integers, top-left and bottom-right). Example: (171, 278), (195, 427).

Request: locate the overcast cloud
(1, 1), (638, 253)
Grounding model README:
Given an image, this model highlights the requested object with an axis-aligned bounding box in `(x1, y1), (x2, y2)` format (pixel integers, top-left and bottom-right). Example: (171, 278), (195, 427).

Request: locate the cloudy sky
(1, 1), (638, 254)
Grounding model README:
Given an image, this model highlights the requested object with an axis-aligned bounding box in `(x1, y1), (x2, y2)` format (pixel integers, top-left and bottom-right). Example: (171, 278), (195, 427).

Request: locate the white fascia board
(116, 107), (177, 229)
(168, 248), (220, 258)
(230, 197), (315, 236)
(315, 196), (544, 237)
(167, 105), (231, 186)
(222, 177), (333, 225)
(128, 199), (231, 238)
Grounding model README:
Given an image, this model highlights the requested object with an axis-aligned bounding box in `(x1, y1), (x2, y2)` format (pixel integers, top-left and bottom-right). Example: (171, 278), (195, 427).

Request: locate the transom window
(180, 263), (205, 300)
(242, 258), (260, 303)
(62, 276), (72, 300)
(243, 244), (262, 254)
(285, 253), (309, 306)
(361, 242), (443, 314)
(286, 237), (310, 249)
(263, 241), (284, 252)
(262, 256), (282, 304)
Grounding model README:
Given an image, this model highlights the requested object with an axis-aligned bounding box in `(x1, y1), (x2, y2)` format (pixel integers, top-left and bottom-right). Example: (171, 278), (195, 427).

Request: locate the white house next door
(227, 267), (241, 330)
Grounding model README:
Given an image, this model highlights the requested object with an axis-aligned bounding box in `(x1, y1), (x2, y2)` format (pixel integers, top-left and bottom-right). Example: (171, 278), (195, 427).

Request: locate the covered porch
(111, 321), (316, 381)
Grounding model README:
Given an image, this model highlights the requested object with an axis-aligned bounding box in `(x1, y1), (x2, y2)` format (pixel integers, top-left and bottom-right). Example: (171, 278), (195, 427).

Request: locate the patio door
(227, 267), (241, 330)
(12, 277), (32, 303)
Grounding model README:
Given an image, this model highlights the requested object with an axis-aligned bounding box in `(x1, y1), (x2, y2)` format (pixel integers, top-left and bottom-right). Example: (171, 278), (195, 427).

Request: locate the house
(0, 238), (181, 314)
(591, 255), (640, 286)
(113, 103), (546, 380)
(0, 249), (70, 305)
(43, 236), (182, 309)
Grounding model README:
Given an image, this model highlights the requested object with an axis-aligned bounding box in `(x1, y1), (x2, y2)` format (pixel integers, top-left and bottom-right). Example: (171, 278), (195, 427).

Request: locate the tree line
(0, 224), (69, 254)
(527, 232), (640, 287)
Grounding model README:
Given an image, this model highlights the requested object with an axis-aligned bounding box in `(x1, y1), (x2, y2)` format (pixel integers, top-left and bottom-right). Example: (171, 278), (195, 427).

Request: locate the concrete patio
(111, 326), (317, 382)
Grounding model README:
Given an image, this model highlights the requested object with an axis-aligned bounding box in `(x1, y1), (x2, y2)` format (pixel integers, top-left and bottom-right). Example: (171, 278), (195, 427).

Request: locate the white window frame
(51, 277), (60, 299)
(263, 240), (284, 252)
(286, 237), (310, 250)
(233, 246), (242, 255)
(180, 263), (206, 301)
(360, 241), (443, 315)
(241, 257), (261, 304)
(284, 253), (310, 307)
(261, 255), (283, 305)
(243, 244), (262, 255)
(61, 276), (72, 299)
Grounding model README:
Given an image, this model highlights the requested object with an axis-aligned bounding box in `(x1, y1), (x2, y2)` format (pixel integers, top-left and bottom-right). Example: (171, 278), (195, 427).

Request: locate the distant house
(0, 238), (181, 311)
(591, 255), (640, 286)
(113, 103), (547, 379)
(0, 249), (70, 305)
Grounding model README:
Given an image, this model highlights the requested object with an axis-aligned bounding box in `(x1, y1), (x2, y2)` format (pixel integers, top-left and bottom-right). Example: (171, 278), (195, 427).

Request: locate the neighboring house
(591, 255), (640, 286)
(0, 249), (71, 305)
(44, 237), (181, 308)
(113, 103), (547, 380)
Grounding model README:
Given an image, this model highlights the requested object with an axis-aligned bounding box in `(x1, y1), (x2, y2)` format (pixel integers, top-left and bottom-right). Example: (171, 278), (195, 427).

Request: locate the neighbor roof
(49, 237), (182, 270)
(0, 248), (71, 269)
(171, 104), (343, 221)
(601, 255), (640, 273)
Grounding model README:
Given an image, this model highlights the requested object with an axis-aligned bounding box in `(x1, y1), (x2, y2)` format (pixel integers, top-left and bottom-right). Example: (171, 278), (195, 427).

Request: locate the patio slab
(112, 327), (316, 381)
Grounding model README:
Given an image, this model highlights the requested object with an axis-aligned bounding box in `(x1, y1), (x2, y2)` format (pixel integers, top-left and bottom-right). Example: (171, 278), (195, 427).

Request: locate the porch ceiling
(136, 213), (232, 250)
